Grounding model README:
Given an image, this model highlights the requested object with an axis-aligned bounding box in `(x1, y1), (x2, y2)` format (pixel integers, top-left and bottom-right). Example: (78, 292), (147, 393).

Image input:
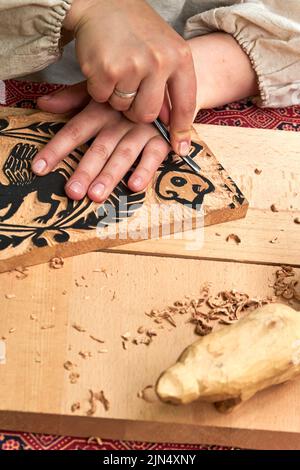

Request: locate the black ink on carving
(0, 120), (216, 250)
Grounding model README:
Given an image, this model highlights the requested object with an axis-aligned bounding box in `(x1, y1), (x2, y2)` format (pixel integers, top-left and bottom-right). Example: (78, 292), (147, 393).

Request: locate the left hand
(32, 83), (170, 202)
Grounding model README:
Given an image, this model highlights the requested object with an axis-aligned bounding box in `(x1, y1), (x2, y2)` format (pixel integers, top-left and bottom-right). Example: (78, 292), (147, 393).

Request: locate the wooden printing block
(0, 112), (248, 272)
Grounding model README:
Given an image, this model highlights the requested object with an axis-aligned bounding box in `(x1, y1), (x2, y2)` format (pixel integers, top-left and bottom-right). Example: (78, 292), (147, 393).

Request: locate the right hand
(63, 0), (196, 157)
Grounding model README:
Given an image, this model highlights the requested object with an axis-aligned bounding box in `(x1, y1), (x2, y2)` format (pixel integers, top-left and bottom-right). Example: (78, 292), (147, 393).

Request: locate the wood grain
(0, 251), (299, 449)
(0, 112), (247, 273)
(0, 107), (299, 449)
(111, 124), (300, 266)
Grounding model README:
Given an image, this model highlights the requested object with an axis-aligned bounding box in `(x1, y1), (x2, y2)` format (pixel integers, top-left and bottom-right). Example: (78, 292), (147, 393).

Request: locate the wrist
(63, 0), (97, 31)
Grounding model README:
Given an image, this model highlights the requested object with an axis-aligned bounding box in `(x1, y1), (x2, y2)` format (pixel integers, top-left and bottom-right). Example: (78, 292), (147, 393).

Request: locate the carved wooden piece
(0, 112), (248, 272)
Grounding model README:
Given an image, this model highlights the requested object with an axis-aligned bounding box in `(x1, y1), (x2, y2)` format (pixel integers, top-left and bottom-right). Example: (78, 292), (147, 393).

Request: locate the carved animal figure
(0, 143), (74, 224)
(155, 153), (215, 209)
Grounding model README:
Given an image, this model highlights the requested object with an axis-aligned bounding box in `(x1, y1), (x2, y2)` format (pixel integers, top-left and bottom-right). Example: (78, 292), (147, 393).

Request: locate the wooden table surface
(0, 113), (299, 449)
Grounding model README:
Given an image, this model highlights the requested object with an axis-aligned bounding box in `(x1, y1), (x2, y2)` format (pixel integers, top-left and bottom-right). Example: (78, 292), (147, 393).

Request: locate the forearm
(188, 32), (259, 111)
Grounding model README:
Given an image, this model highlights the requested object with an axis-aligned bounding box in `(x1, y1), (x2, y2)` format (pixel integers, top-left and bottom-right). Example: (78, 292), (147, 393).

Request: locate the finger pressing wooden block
(0, 111), (248, 272)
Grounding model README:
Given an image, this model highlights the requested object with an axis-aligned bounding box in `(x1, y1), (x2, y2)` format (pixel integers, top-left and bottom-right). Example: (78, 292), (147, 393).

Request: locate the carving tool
(153, 118), (201, 175)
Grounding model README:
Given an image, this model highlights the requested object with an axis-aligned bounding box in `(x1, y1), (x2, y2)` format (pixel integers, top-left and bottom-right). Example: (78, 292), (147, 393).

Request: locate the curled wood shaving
(294, 217), (300, 224)
(270, 204), (279, 213)
(35, 352), (41, 364)
(89, 335), (105, 344)
(41, 325), (55, 330)
(97, 390), (110, 411)
(79, 351), (92, 359)
(63, 361), (76, 371)
(87, 436), (103, 446)
(254, 168), (262, 175)
(71, 402), (81, 413)
(30, 314), (38, 321)
(9, 328), (16, 334)
(121, 332), (131, 341)
(87, 390), (97, 416)
(72, 323), (86, 333)
(145, 285), (274, 338)
(272, 266), (300, 302)
(87, 390), (110, 416)
(14, 266), (29, 280)
(49, 257), (64, 269)
(226, 234), (241, 245)
(5, 294), (16, 300)
(69, 372), (80, 384)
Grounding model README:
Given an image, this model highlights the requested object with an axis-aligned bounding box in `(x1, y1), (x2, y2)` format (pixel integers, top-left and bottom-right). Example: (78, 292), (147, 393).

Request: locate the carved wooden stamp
(0, 112), (248, 272)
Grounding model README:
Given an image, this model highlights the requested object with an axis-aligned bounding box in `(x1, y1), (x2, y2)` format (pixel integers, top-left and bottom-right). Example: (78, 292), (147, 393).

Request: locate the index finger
(168, 47), (197, 157)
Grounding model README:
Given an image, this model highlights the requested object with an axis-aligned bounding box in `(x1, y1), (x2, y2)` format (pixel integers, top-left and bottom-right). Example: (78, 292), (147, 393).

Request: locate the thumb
(37, 82), (90, 114)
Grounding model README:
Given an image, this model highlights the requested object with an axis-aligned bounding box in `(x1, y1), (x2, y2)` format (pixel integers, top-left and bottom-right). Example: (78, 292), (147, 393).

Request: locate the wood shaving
(270, 204), (279, 213)
(89, 335), (105, 344)
(87, 389), (110, 415)
(63, 361), (76, 371)
(72, 323), (86, 333)
(121, 332), (131, 341)
(97, 348), (108, 354)
(269, 236), (278, 244)
(9, 328), (16, 334)
(254, 168), (262, 175)
(87, 437), (103, 446)
(97, 390), (110, 411)
(30, 314), (38, 321)
(122, 341), (128, 350)
(226, 234), (241, 245)
(271, 266), (300, 303)
(132, 336), (152, 346)
(137, 385), (157, 403)
(137, 326), (145, 334)
(71, 402), (81, 413)
(87, 390), (97, 416)
(79, 351), (92, 359)
(146, 285), (273, 338)
(49, 257), (64, 269)
(35, 352), (41, 364)
(294, 217), (300, 224)
(69, 372), (80, 384)
(111, 291), (116, 301)
(93, 268), (108, 278)
(41, 325), (55, 330)
(14, 266), (29, 280)
(5, 294), (16, 300)
(62, 290), (67, 295)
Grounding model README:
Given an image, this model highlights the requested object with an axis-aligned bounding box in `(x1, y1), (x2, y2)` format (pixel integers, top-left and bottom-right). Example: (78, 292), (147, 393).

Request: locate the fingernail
(32, 159), (47, 174)
(179, 141), (191, 157)
(68, 181), (84, 196)
(90, 183), (105, 198)
(131, 176), (143, 189)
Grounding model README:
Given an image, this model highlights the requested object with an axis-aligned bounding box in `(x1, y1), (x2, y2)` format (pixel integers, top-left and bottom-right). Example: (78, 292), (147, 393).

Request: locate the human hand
(63, 0), (196, 157)
(32, 83), (170, 202)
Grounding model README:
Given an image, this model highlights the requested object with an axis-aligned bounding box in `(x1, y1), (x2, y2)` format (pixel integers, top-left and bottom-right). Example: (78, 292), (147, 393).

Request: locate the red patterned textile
(0, 79), (299, 450)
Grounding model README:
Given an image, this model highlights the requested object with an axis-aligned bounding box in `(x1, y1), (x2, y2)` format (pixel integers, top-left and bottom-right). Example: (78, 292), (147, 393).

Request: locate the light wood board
(111, 124), (300, 266)
(0, 252), (299, 450)
(0, 111), (247, 273)
(0, 108), (299, 449)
